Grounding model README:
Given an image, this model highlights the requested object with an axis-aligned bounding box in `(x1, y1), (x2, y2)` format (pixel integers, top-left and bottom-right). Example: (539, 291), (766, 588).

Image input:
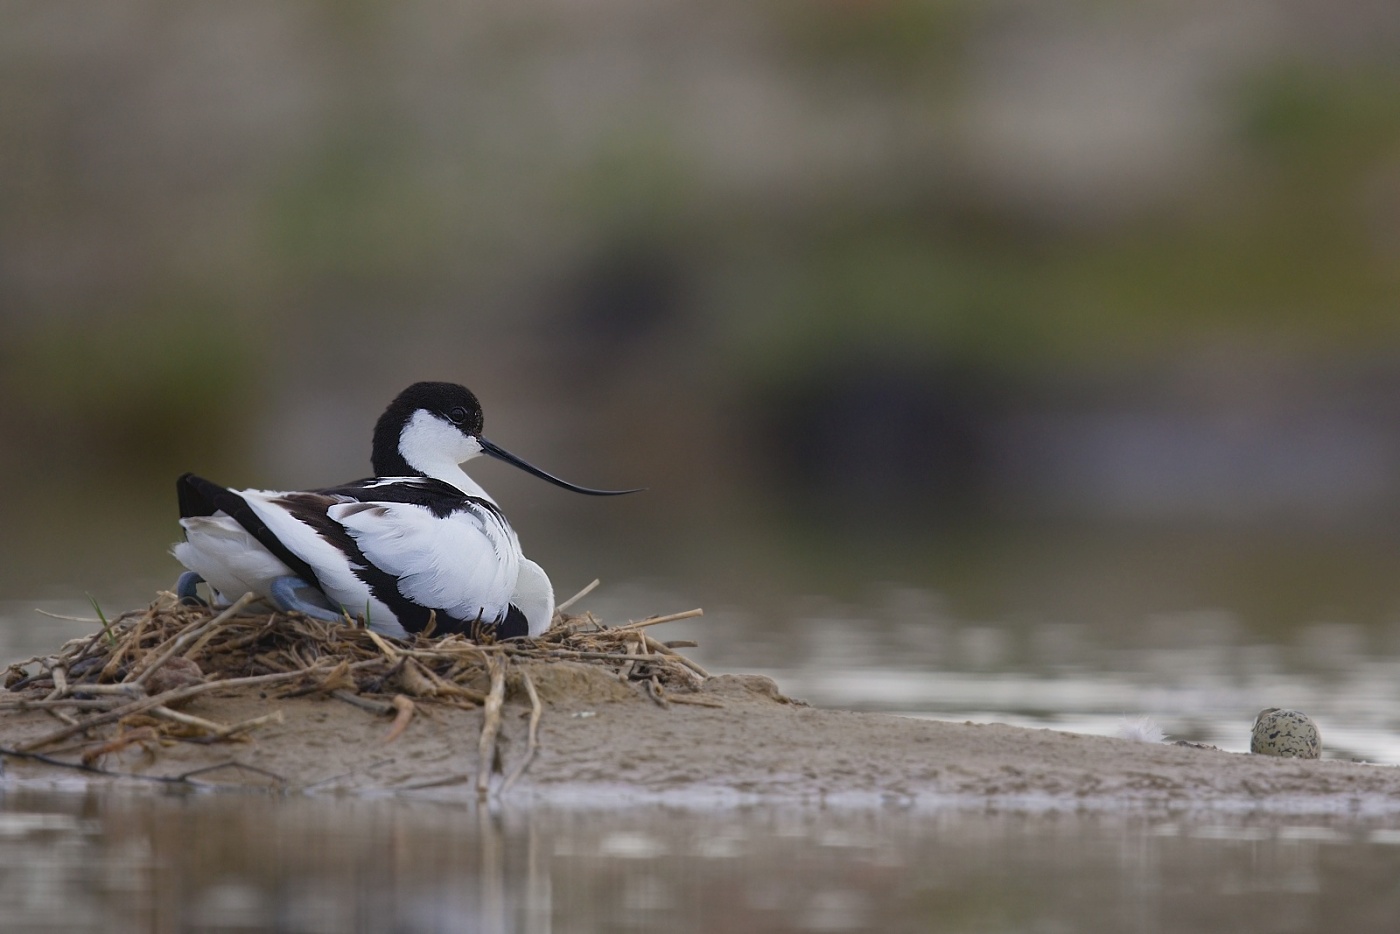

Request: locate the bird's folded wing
(328, 499), (519, 622)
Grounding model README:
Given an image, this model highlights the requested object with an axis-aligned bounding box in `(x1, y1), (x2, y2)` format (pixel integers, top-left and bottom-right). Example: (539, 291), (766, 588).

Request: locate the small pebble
(1250, 708), (1321, 759)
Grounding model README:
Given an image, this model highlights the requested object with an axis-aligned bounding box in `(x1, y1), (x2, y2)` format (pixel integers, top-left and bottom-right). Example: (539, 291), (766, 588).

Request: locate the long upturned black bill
(480, 438), (643, 496)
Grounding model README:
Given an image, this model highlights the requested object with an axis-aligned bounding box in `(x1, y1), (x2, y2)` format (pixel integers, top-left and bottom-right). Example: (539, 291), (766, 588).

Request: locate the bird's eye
(447, 406), (469, 425)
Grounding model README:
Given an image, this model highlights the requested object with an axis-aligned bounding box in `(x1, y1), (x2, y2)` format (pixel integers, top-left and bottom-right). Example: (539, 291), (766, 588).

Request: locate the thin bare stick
(331, 690), (394, 715)
(56, 683), (147, 696)
(556, 579), (601, 614)
(665, 694), (725, 708)
(153, 708), (277, 741)
(671, 654), (711, 681)
(0, 697), (129, 712)
(128, 593), (258, 688)
(3, 652), (44, 673)
(137, 707), (279, 742)
(476, 656), (506, 801)
(80, 728), (161, 761)
(203, 710), (285, 741)
(418, 665), (488, 704)
(546, 649), (674, 663)
(615, 608), (705, 630)
(642, 634), (711, 680)
(100, 611), (146, 682)
(387, 643), (513, 660)
(123, 617), (210, 685)
(44, 665), (69, 702)
(501, 671), (542, 793)
(33, 610), (101, 623)
(67, 627), (114, 668)
(17, 665), (331, 752)
(200, 618), (274, 656)
(149, 706), (229, 733)
(0, 746), (208, 785)
(185, 613), (268, 660)
(619, 636), (642, 682)
(365, 629), (402, 663)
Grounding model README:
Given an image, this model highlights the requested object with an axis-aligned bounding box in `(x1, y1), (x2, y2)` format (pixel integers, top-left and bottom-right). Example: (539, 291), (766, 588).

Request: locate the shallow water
(4, 788), (1400, 934)
(6, 521), (1400, 929)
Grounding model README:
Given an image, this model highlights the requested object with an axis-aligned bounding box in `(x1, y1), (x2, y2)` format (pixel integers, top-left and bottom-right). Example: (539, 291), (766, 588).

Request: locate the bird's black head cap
(372, 381), (483, 476)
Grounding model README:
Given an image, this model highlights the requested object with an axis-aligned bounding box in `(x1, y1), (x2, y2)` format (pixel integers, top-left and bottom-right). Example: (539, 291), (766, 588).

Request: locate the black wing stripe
(317, 476), (508, 522)
(178, 473), (325, 593)
(273, 492), (441, 634)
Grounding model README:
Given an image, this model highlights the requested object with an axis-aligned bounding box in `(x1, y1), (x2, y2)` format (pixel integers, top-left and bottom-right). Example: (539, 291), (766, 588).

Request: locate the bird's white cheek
(458, 435), (483, 462)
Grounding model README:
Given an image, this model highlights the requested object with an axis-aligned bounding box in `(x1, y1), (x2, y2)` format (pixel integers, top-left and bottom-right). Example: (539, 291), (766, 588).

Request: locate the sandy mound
(4, 596), (1400, 811)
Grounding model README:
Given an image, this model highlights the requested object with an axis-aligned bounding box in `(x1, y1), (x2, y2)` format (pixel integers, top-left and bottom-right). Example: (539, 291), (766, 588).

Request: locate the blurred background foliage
(4, 0), (1400, 634)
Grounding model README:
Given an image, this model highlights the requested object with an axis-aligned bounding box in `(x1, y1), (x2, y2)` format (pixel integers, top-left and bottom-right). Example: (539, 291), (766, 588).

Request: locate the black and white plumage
(172, 382), (638, 640)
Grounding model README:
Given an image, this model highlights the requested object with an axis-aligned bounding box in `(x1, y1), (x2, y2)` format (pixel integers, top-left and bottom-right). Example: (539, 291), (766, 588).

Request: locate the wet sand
(4, 661), (1400, 811)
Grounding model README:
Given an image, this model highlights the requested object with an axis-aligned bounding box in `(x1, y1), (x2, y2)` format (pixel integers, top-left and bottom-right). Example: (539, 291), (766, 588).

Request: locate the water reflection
(3, 790), (1400, 933)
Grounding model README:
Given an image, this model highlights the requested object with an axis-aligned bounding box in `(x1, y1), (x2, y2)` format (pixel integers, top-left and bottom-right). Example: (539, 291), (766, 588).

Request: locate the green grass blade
(86, 593), (116, 646)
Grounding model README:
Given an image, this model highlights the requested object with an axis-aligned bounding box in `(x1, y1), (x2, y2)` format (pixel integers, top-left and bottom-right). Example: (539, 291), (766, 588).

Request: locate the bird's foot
(269, 576), (349, 623)
(176, 571), (209, 606)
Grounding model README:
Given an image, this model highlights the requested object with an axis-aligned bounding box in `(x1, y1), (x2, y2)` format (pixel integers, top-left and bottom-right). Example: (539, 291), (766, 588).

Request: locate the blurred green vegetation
(268, 128), (456, 282)
(1, 301), (257, 482)
(727, 60), (1400, 378)
(776, 0), (975, 80)
(4, 1), (1400, 614)
(6, 7), (1397, 386)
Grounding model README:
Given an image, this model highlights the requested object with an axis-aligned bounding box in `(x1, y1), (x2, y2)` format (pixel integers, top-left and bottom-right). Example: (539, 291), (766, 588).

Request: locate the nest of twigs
(0, 586), (709, 794)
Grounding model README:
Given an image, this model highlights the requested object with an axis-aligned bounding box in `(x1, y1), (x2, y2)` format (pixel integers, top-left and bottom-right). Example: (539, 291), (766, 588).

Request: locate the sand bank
(5, 660), (1399, 813)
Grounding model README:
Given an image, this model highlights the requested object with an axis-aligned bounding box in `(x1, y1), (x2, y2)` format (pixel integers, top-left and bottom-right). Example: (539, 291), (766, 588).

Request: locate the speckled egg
(1250, 708), (1321, 759)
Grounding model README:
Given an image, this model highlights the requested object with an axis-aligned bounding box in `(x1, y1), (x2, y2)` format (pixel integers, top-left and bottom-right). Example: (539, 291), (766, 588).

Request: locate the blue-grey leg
(269, 576), (348, 623)
(176, 571), (208, 606)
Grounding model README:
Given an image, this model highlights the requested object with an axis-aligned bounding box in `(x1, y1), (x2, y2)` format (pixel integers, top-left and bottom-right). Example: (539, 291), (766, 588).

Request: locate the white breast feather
(328, 500), (521, 623)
